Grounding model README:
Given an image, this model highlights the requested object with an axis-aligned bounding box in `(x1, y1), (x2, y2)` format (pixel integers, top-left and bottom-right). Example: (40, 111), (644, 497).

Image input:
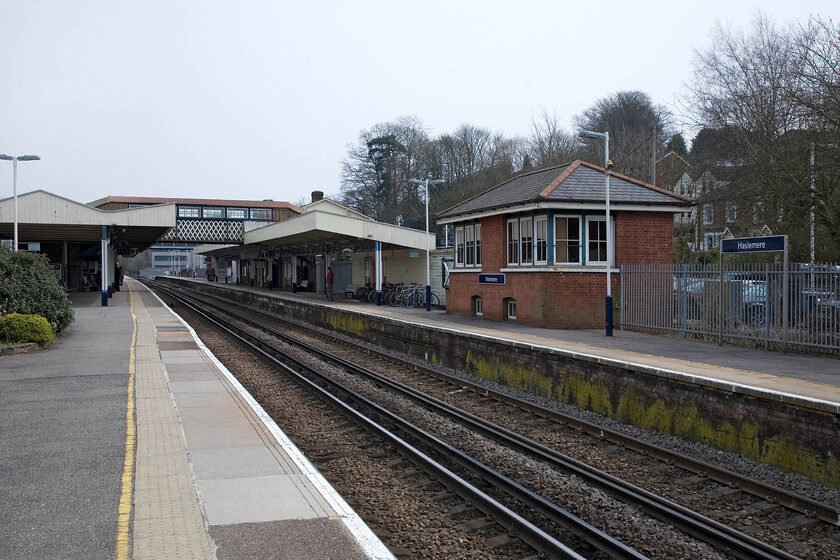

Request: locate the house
(669, 170), (773, 251)
(436, 160), (693, 329)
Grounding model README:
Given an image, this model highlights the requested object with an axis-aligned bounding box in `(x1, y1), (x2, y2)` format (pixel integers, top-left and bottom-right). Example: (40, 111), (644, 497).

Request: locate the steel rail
(146, 280), (592, 560)
(147, 279), (829, 559)
(158, 277), (839, 527)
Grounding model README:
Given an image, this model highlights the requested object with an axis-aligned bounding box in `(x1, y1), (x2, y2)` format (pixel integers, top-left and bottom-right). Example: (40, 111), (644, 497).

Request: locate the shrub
(0, 247), (74, 332)
(0, 313), (53, 344)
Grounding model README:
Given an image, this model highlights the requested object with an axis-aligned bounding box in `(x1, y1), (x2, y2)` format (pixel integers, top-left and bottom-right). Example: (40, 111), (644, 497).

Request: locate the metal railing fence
(620, 263), (840, 352)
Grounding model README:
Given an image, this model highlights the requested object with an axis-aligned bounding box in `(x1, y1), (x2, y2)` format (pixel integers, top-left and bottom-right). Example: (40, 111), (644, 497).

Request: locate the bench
(344, 284), (357, 298)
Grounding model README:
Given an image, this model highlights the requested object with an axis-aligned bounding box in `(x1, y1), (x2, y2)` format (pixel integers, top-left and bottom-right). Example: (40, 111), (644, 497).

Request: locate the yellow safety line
(115, 283), (137, 560)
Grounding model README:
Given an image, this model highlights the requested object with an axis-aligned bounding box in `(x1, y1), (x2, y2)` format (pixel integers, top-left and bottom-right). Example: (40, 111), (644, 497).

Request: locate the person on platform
(325, 266), (334, 301)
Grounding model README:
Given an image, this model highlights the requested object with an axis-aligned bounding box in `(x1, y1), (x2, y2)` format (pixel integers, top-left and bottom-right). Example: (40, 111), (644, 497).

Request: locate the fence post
(764, 263), (771, 350)
(718, 253), (724, 346)
(783, 239), (789, 353)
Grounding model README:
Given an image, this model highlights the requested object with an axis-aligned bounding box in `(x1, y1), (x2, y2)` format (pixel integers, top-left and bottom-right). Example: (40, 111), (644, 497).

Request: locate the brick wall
(448, 211), (669, 328)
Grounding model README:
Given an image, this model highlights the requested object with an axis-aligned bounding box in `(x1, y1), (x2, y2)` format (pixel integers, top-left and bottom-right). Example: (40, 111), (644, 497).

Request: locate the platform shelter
(0, 190), (174, 297)
(195, 195), (440, 300)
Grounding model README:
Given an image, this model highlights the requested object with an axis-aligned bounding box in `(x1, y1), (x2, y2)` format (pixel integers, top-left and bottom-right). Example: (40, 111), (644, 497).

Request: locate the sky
(1, 1), (837, 207)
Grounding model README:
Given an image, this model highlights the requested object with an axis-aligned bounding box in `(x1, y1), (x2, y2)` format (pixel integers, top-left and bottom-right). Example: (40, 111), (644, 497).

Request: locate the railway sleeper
(767, 513), (821, 530)
(459, 516), (496, 533)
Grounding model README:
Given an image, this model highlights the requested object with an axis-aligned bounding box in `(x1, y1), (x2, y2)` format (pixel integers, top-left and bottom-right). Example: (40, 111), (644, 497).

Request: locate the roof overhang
(436, 200), (694, 225)
(193, 244), (241, 258)
(244, 210), (433, 251)
(0, 190), (176, 252)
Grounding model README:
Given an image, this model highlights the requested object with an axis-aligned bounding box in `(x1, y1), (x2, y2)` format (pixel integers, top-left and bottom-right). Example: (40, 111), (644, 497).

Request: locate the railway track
(142, 278), (840, 559)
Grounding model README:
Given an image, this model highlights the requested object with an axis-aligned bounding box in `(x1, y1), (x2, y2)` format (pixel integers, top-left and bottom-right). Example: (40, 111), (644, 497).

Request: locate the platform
(0, 278), (394, 560)
(171, 276), (840, 407)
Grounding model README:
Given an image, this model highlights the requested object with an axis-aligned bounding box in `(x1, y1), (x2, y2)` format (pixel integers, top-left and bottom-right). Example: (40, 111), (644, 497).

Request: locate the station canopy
(194, 199), (433, 259)
(0, 190), (175, 252)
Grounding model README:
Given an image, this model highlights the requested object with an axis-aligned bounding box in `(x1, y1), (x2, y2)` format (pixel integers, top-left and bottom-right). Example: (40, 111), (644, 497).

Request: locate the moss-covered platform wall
(165, 278), (839, 487)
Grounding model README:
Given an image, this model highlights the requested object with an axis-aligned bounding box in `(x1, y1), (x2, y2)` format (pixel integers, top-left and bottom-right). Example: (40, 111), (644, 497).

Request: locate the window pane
(520, 217), (533, 265)
(507, 220), (519, 265)
(178, 206), (200, 218)
(475, 224), (482, 266)
(227, 208), (246, 219)
(554, 217), (580, 264)
(250, 208), (271, 220)
(588, 219), (608, 262)
(455, 227), (465, 266)
(203, 207), (224, 218)
(535, 217), (547, 263)
(465, 226), (475, 266)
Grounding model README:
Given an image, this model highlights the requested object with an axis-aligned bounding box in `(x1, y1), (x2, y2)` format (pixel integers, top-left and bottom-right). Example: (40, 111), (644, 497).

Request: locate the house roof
(437, 160), (693, 222)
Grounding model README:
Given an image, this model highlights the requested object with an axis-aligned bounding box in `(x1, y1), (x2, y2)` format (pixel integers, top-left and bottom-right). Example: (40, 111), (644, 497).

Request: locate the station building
(88, 195), (303, 277)
(436, 160), (693, 329)
(195, 193), (444, 301)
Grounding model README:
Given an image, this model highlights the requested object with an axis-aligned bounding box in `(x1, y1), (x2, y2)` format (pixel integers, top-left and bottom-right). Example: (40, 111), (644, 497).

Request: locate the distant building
(668, 171), (773, 251)
(89, 196), (302, 275)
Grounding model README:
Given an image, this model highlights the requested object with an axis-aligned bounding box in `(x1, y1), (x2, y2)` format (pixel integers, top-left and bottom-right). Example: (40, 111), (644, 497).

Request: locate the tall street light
(577, 130), (614, 336)
(409, 177), (444, 310)
(0, 154), (41, 251)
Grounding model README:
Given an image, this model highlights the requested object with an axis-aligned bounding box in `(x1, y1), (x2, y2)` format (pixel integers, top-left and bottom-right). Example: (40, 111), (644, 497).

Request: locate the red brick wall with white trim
(446, 211), (674, 328)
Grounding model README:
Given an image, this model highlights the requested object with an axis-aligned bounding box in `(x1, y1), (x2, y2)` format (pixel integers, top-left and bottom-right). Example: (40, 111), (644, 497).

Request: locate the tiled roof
(437, 160), (693, 218)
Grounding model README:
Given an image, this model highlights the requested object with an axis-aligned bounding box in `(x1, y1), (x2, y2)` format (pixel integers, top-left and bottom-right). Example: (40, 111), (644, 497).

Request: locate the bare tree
(339, 116), (431, 225)
(574, 91), (675, 181)
(527, 109), (578, 168)
(684, 14), (840, 260)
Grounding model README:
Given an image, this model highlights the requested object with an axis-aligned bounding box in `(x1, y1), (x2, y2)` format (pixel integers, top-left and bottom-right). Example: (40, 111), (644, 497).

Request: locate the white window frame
(703, 204), (714, 225)
(585, 216), (613, 266)
(475, 224), (481, 266)
(506, 218), (520, 266)
(203, 207), (224, 218)
(505, 298), (517, 320)
(535, 216), (547, 265)
(704, 231), (722, 250)
(227, 207), (247, 219)
(554, 215), (582, 265)
(520, 216), (533, 266)
(454, 226), (465, 267)
(725, 202), (737, 223)
(465, 225), (475, 266)
(178, 206), (200, 218)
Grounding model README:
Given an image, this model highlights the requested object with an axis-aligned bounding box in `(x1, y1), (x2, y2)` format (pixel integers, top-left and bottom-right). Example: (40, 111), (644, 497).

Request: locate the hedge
(0, 247), (74, 332)
(0, 313), (53, 344)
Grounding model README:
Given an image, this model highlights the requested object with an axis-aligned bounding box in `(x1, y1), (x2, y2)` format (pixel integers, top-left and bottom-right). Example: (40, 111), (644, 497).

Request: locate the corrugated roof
(88, 195), (304, 212)
(437, 160), (693, 218)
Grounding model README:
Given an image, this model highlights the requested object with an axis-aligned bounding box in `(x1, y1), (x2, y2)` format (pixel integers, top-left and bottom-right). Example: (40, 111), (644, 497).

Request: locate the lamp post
(0, 154), (41, 251)
(577, 130), (613, 336)
(409, 177), (444, 310)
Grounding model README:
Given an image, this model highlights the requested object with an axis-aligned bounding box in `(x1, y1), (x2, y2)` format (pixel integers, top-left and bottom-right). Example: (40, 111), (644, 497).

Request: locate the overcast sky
(1, 1), (836, 207)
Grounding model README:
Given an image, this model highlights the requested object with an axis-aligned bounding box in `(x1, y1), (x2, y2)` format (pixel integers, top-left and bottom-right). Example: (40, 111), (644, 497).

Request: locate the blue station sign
(721, 235), (787, 254)
(478, 273), (506, 285)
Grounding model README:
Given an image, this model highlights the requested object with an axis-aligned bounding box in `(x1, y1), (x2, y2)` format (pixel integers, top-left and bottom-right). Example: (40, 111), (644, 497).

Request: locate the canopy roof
(0, 190), (175, 251)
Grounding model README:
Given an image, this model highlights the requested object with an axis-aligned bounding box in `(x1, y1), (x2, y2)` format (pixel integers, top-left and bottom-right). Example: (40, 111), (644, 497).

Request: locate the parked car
(673, 276), (767, 326)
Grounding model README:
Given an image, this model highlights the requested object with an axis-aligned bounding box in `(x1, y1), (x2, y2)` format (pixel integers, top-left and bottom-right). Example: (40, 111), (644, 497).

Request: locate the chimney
(311, 191), (324, 202)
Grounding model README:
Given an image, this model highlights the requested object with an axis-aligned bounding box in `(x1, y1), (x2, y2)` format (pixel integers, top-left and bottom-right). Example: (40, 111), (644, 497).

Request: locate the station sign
(478, 273), (506, 285)
(721, 235), (786, 254)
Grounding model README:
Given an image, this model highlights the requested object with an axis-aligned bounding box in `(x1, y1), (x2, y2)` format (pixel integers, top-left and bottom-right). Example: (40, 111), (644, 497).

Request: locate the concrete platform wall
(164, 278), (839, 487)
